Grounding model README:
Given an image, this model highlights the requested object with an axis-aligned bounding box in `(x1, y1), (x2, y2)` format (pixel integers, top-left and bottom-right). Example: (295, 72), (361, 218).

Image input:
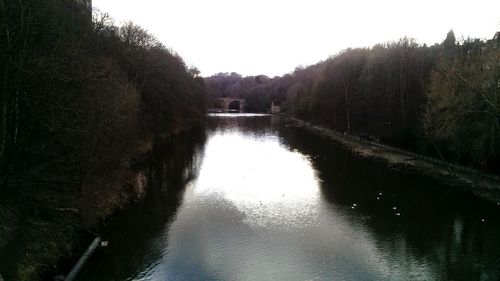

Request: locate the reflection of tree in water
(279, 125), (500, 281)
(150, 126), (207, 191)
(78, 120), (500, 281)
(76, 127), (207, 281)
(206, 115), (279, 138)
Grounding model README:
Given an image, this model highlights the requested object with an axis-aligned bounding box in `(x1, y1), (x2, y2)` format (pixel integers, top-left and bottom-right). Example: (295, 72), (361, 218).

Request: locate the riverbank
(284, 115), (500, 203)
(0, 121), (205, 281)
(0, 139), (153, 281)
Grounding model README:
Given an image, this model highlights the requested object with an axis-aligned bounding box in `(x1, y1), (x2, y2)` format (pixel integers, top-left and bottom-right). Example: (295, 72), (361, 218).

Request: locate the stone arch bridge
(215, 98), (246, 113)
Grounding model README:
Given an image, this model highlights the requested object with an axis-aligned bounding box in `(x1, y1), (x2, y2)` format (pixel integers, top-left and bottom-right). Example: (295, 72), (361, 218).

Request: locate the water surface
(77, 114), (500, 281)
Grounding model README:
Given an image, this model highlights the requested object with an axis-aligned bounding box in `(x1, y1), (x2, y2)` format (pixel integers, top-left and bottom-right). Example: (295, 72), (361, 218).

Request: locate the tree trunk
(399, 72), (406, 120)
(343, 79), (351, 133)
(1, 22), (11, 169)
(0, 73), (7, 164)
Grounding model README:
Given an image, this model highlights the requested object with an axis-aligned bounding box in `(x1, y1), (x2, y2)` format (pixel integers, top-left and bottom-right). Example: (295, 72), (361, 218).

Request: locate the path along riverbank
(284, 115), (500, 204)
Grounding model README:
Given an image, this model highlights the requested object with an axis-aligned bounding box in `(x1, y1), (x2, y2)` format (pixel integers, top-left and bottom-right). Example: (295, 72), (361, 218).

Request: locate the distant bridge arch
(217, 98), (246, 113)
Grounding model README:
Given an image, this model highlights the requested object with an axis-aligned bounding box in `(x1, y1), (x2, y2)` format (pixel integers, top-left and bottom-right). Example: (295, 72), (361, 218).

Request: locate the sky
(92, 0), (500, 77)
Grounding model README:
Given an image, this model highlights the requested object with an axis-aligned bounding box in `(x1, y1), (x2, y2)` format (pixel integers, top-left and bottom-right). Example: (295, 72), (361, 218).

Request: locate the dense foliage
(0, 0), (207, 190)
(205, 33), (500, 172)
(424, 38), (500, 169)
(0, 1), (206, 279)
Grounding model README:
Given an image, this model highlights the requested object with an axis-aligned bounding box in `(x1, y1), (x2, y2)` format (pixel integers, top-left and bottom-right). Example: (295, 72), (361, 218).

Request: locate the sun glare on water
(186, 131), (321, 228)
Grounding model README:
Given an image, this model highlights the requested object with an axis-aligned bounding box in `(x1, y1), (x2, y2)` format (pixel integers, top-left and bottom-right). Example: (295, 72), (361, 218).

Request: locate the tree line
(205, 31), (500, 173)
(0, 0), (207, 192)
(0, 1), (207, 279)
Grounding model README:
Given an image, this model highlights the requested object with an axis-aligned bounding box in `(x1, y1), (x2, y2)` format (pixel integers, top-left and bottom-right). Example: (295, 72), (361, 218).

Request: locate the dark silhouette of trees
(205, 33), (499, 172)
(0, 0), (207, 189)
(424, 38), (500, 169)
(205, 73), (274, 112)
(443, 29), (456, 49)
(0, 2), (207, 279)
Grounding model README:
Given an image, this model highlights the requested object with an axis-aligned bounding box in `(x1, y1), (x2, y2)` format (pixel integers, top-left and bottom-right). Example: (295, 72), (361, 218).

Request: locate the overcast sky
(93, 0), (499, 77)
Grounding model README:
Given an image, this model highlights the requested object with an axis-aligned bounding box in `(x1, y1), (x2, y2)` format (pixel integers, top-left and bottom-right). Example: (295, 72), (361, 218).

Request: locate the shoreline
(0, 122), (204, 281)
(57, 124), (205, 280)
(283, 115), (500, 204)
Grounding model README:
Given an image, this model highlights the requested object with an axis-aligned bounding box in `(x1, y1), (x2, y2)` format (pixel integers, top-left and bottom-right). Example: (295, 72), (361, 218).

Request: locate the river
(76, 114), (500, 281)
